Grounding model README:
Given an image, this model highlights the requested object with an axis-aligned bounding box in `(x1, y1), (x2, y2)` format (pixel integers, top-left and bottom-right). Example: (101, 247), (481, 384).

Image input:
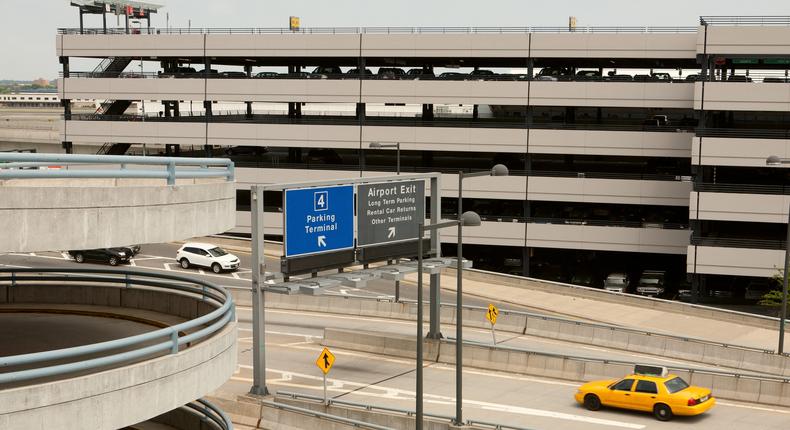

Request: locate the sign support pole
(491, 324), (497, 346)
(416, 224), (425, 430)
(323, 373), (328, 406)
(428, 175), (442, 339)
(250, 185), (268, 396)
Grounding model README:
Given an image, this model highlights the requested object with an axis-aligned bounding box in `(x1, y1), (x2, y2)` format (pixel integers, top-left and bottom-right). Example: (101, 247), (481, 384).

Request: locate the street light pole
(766, 155), (789, 354)
(415, 215), (480, 430)
(454, 164), (509, 425)
(369, 142), (401, 175)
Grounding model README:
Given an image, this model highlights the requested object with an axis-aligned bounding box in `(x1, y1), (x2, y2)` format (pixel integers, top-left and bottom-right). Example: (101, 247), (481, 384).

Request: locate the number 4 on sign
(486, 304), (499, 345)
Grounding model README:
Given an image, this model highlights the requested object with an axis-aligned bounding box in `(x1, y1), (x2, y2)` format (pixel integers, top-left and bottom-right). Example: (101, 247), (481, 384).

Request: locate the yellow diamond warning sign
(486, 303), (499, 325)
(315, 347), (336, 374)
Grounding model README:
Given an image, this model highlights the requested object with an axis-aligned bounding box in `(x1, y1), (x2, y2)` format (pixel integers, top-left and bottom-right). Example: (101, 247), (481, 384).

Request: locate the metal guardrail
(696, 182), (790, 196)
(697, 128), (790, 140)
(0, 153), (235, 185)
(66, 112), (698, 134)
(224, 160), (689, 183)
(61, 70), (703, 83)
(185, 399), (234, 430)
(261, 399), (395, 430)
(276, 391), (540, 430)
(701, 16), (790, 26)
(428, 301), (775, 354)
(58, 26), (699, 35)
(690, 235), (787, 250)
(0, 268), (235, 385)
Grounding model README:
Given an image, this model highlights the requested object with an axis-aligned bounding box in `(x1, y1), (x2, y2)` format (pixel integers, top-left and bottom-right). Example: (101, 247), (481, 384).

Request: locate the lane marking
(716, 401), (790, 414)
(231, 368), (645, 429)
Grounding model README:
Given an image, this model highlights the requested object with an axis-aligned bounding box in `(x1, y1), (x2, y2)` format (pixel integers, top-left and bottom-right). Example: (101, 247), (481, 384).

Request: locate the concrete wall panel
(57, 34), (205, 58)
(687, 245), (786, 277)
(527, 223), (689, 254)
(530, 81), (694, 108)
(528, 129), (693, 158)
(697, 82), (790, 112)
(531, 33), (697, 59)
(0, 181), (235, 253)
(691, 192), (790, 223)
(693, 137), (790, 167)
(701, 26), (790, 56)
(528, 177), (692, 206)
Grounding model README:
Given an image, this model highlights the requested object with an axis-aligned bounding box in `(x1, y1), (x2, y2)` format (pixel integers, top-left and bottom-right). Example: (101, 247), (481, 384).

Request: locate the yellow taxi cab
(574, 365), (715, 421)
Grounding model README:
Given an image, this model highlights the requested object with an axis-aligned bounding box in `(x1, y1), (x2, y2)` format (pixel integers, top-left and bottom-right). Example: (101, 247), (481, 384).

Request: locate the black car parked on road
(68, 248), (133, 266)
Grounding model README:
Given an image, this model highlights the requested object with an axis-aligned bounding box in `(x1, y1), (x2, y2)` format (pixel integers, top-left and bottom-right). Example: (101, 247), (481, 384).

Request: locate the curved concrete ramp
(0, 322), (236, 430)
(0, 178), (235, 252)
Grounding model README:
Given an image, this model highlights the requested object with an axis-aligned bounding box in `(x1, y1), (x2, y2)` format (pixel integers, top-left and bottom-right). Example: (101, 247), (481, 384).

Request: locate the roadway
(221, 307), (790, 430)
(0, 242), (550, 313)
(4, 243), (790, 429)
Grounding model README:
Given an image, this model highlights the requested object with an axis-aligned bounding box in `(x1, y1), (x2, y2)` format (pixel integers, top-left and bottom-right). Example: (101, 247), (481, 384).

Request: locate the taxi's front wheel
(653, 403), (673, 421)
(583, 394), (601, 411)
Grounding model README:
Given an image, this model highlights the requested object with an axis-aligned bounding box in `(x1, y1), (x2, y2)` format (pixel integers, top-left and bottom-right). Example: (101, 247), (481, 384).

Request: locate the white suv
(176, 242), (240, 273)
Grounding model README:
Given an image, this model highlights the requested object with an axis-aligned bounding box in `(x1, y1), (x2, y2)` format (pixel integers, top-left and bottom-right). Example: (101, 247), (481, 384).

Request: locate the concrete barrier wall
(455, 268), (783, 330)
(323, 328), (790, 408)
(253, 292), (790, 377)
(0, 323), (237, 430)
(0, 180), (235, 252)
(209, 395), (458, 430)
(0, 283), (217, 322)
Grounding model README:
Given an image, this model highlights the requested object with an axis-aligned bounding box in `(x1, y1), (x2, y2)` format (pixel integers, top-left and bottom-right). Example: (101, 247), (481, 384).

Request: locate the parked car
(536, 66), (572, 80)
(69, 248), (132, 266)
(405, 68), (435, 79)
(176, 242), (240, 273)
(219, 71), (248, 79)
(345, 67), (373, 77)
(575, 365), (715, 421)
(606, 74), (633, 82)
(437, 72), (467, 80)
(643, 114), (670, 127)
(744, 279), (773, 301)
(635, 270), (666, 297)
(197, 68), (218, 76)
(570, 272), (599, 288)
(575, 70), (603, 81)
(377, 67), (406, 79)
(468, 69), (496, 80)
(726, 74), (752, 82)
(309, 66), (343, 79)
(651, 72), (673, 82)
(255, 71), (280, 79)
(684, 74), (703, 82)
(604, 272), (630, 293)
(225, 146), (267, 156)
(306, 148), (343, 164)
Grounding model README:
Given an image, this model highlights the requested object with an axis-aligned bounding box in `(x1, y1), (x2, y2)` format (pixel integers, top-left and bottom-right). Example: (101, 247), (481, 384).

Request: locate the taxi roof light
(633, 364), (668, 378)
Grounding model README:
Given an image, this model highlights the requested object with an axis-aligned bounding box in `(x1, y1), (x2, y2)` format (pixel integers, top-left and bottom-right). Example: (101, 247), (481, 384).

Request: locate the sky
(1, 0), (789, 80)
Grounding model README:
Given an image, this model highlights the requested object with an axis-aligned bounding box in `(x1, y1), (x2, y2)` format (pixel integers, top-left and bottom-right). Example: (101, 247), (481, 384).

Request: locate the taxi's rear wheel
(583, 394), (601, 411)
(653, 403), (673, 421)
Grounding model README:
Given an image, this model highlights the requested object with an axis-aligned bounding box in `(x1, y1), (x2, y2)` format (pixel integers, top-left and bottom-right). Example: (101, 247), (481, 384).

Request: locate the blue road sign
(284, 185), (354, 258)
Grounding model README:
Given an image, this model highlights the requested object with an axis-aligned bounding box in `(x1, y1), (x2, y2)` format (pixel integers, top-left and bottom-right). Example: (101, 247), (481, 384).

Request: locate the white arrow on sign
(317, 235), (327, 247)
(387, 227), (396, 238)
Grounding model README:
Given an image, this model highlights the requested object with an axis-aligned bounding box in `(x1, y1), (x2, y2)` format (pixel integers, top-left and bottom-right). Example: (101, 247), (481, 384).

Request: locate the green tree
(760, 268), (788, 317)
